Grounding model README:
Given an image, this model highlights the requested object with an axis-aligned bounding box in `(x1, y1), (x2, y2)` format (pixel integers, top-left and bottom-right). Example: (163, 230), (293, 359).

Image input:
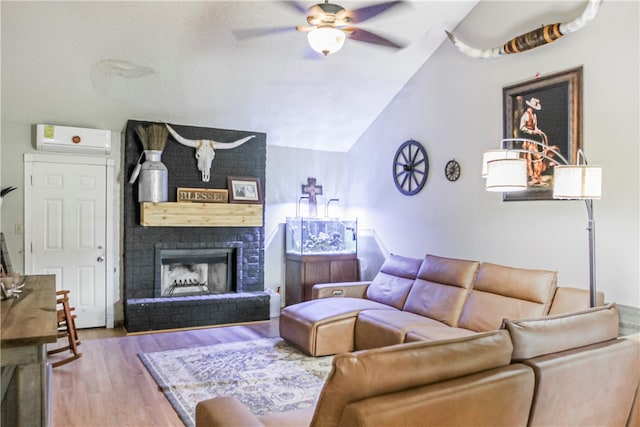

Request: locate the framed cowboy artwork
(502, 66), (583, 201)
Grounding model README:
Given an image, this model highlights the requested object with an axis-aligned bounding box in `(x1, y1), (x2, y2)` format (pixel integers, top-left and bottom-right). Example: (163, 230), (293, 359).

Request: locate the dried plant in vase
(135, 123), (168, 152)
(132, 124), (169, 202)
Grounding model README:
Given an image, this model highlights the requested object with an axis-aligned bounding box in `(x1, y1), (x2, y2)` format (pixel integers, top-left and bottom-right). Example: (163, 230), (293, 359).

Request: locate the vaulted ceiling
(1, 1), (477, 152)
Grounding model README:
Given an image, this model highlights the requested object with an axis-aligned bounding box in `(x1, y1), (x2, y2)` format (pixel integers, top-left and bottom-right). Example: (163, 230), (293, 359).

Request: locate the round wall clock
(392, 139), (429, 196)
(445, 159), (461, 182)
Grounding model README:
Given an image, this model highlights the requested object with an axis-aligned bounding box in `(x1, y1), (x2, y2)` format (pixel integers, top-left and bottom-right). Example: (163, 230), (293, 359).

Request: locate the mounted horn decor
(165, 124), (256, 182)
(446, 0), (602, 59)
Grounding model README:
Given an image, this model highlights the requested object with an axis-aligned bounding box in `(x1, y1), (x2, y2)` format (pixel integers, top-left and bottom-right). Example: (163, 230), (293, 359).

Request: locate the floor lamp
(482, 138), (602, 308)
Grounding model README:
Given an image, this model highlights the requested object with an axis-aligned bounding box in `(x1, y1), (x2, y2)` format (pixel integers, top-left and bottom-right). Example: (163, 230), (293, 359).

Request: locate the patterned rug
(138, 337), (333, 427)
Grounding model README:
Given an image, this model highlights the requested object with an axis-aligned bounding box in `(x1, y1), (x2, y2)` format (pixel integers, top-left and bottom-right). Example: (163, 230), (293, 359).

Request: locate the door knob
(97, 256), (105, 263)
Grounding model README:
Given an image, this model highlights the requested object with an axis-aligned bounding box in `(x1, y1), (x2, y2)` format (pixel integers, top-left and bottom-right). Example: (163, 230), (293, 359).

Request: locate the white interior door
(25, 156), (110, 328)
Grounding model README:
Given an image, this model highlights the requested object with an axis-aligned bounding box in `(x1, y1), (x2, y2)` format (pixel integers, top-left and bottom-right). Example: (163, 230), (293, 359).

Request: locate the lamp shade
(485, 158), (527, 192)
(482, 149), (520, 177)
(553, 165), (602, 199)
(307, 27), (346, 56)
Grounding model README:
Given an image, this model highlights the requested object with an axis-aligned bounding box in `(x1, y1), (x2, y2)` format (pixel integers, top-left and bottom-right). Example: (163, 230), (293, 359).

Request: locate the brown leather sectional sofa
(196, 304), (639, 426)
(280, 254), (604, 357)
(196, 254), (639, 426)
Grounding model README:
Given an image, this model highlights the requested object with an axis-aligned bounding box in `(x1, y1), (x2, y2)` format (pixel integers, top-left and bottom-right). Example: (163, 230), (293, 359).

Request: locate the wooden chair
(47, 290), (82, 367)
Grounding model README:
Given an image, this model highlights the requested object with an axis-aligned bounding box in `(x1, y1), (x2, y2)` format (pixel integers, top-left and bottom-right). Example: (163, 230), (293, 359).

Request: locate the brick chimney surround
(122, 120), (269, 332)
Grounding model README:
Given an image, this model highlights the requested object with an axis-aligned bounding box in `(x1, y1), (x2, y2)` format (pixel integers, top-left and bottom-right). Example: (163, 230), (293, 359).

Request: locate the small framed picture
(227, 176), (262, 204)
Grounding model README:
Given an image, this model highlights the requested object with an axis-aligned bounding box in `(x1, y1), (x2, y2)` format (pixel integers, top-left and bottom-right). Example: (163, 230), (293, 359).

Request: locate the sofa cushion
(279, 297), (396, 356)
(513, 317), (638, 427)
(458, 262), (557, 332)
(405, 326), (477, 342)
(403, 255), (480, 327)
(311, 330), (514, 427)
(338, 364), (534, 427)
(365, 253), (422, 309)
(354, 309), (445, 350)
(503, 303), (619, 361)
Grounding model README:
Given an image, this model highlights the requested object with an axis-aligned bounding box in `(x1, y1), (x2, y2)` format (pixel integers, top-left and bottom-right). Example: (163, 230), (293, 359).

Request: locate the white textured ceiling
(1, 1), (476, 152)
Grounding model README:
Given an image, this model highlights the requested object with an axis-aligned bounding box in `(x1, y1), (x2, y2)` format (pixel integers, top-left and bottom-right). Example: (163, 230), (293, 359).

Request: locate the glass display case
(286, 217), (357, 255)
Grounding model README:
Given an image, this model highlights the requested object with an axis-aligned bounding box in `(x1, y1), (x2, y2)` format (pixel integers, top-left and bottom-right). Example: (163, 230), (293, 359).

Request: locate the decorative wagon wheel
(392, 140), (429, 196)
(445, 159), (461, 182)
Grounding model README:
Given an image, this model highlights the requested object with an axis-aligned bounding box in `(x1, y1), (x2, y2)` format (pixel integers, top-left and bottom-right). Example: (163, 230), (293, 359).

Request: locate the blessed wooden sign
(177, 188), (228, 203)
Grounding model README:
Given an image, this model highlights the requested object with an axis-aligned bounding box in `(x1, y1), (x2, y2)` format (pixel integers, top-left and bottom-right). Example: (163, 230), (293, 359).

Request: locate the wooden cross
(301, 177), (323, 217)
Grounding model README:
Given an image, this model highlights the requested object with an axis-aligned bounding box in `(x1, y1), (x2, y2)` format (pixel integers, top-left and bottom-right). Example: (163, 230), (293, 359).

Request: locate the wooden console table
(1, 274), (57, 427)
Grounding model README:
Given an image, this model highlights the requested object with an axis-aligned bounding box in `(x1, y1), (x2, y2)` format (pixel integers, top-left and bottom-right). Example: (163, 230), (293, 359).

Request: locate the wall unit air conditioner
(36, 124), (111, 154)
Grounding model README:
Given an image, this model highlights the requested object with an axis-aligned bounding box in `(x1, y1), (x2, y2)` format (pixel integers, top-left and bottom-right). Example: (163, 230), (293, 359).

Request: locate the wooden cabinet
(285, 253), (358, 306)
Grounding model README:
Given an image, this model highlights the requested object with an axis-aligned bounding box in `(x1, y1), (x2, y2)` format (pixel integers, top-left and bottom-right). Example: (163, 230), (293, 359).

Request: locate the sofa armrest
(196, 397), (265, 427)
(625, 334), (640, 427)
(312, 281), (371, 299)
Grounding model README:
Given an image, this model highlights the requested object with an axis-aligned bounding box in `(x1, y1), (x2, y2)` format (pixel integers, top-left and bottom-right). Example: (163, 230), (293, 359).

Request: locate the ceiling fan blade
(296, 25), (314, 33)
(345, 28), (406, 50)
(345, 1), (406, 24)
(232, 26), (296, 41)
(281, 1), (309, 15)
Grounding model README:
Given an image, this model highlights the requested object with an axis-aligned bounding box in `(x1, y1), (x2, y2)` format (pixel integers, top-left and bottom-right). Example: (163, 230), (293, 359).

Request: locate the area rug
(138, 337), (333, 427)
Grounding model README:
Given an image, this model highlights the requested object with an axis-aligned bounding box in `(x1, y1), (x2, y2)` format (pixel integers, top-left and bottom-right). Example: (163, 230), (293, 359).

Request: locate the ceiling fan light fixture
(307, 26), (346, 56)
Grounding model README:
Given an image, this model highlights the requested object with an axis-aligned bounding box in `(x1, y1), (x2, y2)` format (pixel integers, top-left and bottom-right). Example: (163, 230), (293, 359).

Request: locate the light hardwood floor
(49, 319), (280, 427)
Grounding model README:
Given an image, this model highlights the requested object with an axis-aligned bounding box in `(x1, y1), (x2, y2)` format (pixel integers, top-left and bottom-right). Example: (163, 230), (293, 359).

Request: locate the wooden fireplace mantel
(140, 202), (263, 227)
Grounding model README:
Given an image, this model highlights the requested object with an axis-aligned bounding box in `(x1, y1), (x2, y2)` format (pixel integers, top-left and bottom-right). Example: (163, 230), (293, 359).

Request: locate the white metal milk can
(138, 150), (168, 202)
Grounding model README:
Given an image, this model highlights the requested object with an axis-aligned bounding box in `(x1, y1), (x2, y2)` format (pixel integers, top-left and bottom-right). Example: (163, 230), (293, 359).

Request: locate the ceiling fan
(233, 1), (407, 56)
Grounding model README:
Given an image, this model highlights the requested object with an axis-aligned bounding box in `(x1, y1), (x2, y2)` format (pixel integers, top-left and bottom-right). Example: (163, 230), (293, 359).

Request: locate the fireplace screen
(157, 248), (235, 297)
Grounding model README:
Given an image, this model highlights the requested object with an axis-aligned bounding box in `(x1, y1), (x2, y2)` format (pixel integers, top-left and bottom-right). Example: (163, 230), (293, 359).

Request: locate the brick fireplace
(122, 120), (269, 332)
(154, 242), (242, 297)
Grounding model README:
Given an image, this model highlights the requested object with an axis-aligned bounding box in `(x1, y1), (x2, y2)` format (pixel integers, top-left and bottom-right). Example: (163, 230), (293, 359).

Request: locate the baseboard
(123, 319), (273, 336)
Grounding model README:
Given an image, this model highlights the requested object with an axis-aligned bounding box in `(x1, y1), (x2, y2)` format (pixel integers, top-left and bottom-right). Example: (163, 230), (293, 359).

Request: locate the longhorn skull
(165, 124), (256, 182)
(446, 0), (602, 59)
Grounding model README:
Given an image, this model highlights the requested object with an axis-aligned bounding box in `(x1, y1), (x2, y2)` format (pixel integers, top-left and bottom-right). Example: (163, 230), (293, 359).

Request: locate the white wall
(1, 123), (38, 271)
(347, 1), (639, 307)
(264, 145), (350, 294)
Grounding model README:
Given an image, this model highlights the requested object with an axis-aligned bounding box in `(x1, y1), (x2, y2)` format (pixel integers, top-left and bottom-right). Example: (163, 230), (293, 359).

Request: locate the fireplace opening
(155, 245), (242, 297)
